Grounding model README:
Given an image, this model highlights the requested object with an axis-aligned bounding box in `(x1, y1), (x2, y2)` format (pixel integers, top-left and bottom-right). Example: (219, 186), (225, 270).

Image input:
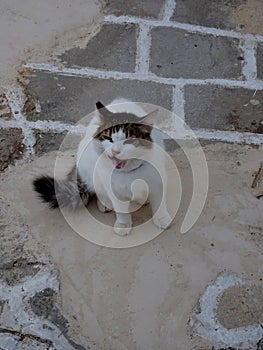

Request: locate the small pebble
(250, 99), (260, 106)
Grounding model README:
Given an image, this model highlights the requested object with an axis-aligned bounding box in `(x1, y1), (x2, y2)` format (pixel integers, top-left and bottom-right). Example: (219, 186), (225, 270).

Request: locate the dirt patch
(22, 91), (38, 120)
(217, 284), (263, 329)
(232, 0), (263, 35)
(30, 288), (88, 350)
(0, 94), (12, 120)
(0, 128), (24, 171)
(0, 262), (40, 286)
(227, 108), (263, 134)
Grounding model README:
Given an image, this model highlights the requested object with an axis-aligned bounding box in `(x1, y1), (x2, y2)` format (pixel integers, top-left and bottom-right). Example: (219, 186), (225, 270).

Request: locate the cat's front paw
(114, 221), (132, 236)
(153, 212), (172, 230)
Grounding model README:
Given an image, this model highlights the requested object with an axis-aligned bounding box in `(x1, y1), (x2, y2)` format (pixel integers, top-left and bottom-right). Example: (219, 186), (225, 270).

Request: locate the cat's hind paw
(114, 221), (132, 236)
(97, 198), (112, 213)
(153, 212), (172, 230)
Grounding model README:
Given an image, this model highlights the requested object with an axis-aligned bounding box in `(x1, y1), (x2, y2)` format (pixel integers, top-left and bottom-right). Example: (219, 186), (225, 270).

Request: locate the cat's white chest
(110, 164), (152, 203)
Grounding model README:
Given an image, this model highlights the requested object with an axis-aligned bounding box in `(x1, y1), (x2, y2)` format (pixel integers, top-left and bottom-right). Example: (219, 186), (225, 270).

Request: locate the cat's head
(92, 101), (158, 170)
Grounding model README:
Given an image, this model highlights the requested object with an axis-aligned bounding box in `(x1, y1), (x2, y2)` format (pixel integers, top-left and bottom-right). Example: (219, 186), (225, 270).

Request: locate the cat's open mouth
(109, 156), (127, 169)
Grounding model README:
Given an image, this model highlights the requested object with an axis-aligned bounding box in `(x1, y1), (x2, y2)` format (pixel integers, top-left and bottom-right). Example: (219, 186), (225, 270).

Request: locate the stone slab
(171, 0), (246, 31)
(0, 128), (24, 171)
(150, 27), (243, 79)
(34, 131), (67, 154)
(257, 43), (263, 80)
(59, 24), (138, 72)
(24, 72), (173, 123)
(105, 0), (165, 19)
(184, 85), (263, 133)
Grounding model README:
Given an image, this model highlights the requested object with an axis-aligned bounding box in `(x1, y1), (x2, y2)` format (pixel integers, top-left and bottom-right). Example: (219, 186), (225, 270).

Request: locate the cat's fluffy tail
(33, 176), (90, 210)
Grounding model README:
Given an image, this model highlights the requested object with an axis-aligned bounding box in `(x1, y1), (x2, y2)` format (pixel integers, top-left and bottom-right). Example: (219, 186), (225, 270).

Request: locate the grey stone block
(184, 85), (263, 133)
(25, 72), (173, 123)
(60, 24), (138, 72)
(150, 27), (242, 79)
(257, 43), (263, 80)
(105, 0), (166, 19)
(171, 0), (246, 30)
(34, 131), (67, 154)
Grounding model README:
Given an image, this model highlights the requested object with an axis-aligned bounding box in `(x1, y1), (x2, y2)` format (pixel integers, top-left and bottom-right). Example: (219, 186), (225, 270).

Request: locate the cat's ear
(137, 109), (158, 134)
(95, 101), (114, 120)
(96, 101), (105, 110)
(140, 109), (159, 125)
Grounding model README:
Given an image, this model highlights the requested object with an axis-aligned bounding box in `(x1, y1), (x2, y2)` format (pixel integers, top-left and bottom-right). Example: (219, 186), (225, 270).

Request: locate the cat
(33, 99), (172, 236)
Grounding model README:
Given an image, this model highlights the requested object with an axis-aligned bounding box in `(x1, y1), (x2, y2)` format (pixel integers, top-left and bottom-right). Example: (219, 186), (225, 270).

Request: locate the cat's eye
(103, 136), (113, 142)
(124, 139), (135, 145)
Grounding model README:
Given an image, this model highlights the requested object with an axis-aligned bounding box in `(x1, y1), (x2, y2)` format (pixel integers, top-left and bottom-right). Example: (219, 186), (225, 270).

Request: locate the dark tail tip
(33, 176), (58, 209)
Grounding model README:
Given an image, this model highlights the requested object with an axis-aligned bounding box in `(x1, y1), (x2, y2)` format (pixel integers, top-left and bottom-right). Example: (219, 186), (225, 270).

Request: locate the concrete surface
(0, 0), (102, 86)
(1, 144), (263, 350)
(1, 0), (263, 349)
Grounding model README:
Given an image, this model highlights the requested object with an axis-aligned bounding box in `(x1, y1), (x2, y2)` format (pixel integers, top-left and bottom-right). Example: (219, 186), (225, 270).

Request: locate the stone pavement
(1, 0), (263, 164)
(1, 0), (263, 349)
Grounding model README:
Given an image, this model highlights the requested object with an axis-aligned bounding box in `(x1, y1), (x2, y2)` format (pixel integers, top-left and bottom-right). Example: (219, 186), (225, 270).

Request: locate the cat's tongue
(112, 157), (127, 169)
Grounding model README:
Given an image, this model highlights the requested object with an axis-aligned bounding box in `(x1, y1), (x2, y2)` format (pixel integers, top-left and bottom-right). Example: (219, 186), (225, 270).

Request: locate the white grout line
(135, 23), (151, 74)
(105, 15), (263, 42)
(240, 39), (258, 81)
(28, 120), (73, 133)
(21, 127), (37, 156)
(1, 112), (262, 146)
(24, 63), (263, 90)
(5, 88), (36, 157)
(161, 0), (177, 23)
(0, 119), (22, 128)
(28, 120), (86, 135)
(172, 85), (185, 120)
(195, 275), (263, 350)
(0, 116), (85, 134)
(5, 87), (26, 123)
(170, 129), (263, 145)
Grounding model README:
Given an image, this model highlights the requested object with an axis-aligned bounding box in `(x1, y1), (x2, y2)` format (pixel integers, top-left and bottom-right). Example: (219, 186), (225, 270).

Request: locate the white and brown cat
(33, 99), (171, 235)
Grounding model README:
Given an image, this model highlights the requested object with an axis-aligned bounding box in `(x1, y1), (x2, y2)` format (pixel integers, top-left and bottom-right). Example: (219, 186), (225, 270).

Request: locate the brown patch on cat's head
(94, 101), (158, 147)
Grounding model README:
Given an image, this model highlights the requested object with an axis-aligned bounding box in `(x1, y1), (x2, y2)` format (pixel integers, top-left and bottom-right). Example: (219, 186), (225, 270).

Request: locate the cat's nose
(112, 147), (120, 156)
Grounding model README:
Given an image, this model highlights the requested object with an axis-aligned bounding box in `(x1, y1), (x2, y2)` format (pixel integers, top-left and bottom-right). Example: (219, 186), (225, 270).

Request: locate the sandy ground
(1, 143), (263, 349)
(0, 0), (102, 86)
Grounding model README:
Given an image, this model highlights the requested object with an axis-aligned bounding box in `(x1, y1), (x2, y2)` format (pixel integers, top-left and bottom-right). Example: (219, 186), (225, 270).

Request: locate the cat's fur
(33, 99), (171, 235)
